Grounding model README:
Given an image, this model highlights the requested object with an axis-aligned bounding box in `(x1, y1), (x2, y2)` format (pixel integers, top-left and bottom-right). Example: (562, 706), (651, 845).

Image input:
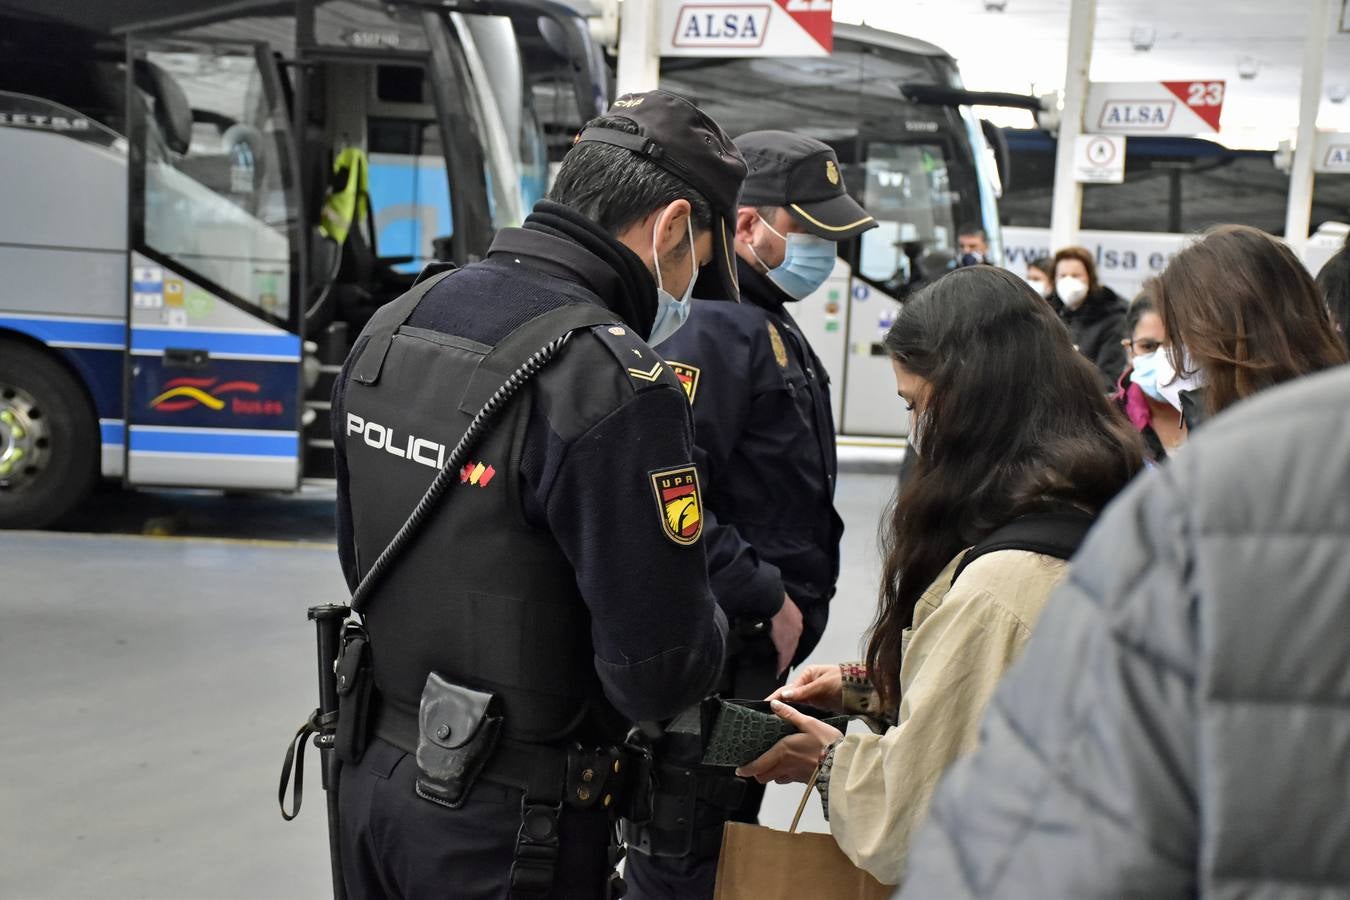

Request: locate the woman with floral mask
(1113, 291), (1187, 463)
(1053, 246), (1127, 390)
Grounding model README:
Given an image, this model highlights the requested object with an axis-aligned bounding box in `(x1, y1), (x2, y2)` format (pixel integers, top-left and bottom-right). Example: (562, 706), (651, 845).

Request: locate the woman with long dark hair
(1153, 225), (1347, 427)
(735, 266), (1143, 886)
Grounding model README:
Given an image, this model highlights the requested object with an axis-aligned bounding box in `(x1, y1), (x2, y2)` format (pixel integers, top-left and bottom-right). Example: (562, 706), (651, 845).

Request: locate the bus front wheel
(0, 340), (98, 529)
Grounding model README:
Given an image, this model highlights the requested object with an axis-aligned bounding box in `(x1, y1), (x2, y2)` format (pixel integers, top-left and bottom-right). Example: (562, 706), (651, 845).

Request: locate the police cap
(575, 90), (747, 299)
(735, 131), (876, 241)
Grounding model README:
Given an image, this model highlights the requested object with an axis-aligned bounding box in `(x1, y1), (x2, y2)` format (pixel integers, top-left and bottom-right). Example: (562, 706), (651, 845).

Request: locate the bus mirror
(980, 120), (1012, 194)
(134, 59), (193, 155)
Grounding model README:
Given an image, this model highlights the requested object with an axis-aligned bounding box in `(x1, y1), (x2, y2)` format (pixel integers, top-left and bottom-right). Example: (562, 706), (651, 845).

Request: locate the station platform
(2, 471), (898, 897)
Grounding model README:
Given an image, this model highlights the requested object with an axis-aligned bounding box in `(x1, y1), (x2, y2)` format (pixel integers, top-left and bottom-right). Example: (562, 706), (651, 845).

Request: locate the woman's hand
(735, 699), (844, 785)
(769, 663), (844, 713)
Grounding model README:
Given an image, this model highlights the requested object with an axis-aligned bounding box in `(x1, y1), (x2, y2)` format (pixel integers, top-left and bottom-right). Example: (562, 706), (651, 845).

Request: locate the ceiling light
(1237, 56), (1261, 80)
(1130, 26), (1156, 52)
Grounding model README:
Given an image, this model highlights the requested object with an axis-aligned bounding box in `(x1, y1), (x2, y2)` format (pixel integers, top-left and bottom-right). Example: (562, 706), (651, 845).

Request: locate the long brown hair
(866, 267), (1142, 710)
(1155, 225), (1347, 416)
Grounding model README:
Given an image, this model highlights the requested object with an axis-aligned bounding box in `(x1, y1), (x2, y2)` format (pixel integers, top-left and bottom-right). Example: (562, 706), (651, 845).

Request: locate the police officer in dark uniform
(330, 90), (746, 899)
(626, 131), (876, 899)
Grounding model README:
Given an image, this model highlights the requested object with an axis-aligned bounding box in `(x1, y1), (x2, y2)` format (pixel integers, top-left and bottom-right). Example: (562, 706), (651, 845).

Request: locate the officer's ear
(734, 207), (760, 246)
(651, 199), (693, 258)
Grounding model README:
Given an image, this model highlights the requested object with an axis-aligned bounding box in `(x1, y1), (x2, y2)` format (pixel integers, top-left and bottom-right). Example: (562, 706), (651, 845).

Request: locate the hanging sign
(660, 0), (833, 57)
(1086, 81), (1225, 135)
(1314, 132), (1350, 173)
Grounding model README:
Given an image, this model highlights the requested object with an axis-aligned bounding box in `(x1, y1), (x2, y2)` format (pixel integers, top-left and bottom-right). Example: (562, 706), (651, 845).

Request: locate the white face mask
(1026, 276), (1052, 299)
(1155, 347), (1206, 413)
(648, 214), (697, 346)
(1057, 276), (1089, 309)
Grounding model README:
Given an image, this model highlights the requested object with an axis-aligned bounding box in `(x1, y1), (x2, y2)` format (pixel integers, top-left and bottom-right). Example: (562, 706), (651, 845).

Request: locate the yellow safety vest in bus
(319, 146), (370, 245)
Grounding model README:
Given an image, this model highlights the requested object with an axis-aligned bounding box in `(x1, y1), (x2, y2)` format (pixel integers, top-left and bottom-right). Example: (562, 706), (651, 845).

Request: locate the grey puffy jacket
(899, 365), (1350, 899)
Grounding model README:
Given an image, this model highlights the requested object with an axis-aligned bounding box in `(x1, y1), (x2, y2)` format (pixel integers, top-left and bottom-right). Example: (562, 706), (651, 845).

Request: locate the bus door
(842, 135), (969, 437)
(125, 34), (304, 491)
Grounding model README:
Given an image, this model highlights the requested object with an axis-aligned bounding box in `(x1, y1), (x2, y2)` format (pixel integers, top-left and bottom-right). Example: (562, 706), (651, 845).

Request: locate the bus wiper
(900, 84), (1044, 112)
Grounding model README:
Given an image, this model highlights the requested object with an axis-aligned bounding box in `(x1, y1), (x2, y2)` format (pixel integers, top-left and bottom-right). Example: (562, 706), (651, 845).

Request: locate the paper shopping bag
(712, 769), (891, 900)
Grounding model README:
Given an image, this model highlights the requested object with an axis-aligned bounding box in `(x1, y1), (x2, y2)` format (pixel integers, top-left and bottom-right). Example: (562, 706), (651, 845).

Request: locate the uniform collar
(487, 201), (657, 338)
(733, 255), (793, 311)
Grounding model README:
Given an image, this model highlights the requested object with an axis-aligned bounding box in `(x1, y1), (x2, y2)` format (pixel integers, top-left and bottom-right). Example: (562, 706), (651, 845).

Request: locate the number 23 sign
(1087, 81), (1226, 135)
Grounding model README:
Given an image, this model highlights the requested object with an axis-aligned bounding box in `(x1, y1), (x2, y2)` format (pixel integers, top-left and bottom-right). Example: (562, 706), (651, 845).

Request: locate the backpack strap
(952, 509), (1095, 586)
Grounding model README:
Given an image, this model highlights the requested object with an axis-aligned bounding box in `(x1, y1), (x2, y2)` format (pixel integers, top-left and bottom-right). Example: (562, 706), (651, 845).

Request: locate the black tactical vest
(343, 270), (627, 745)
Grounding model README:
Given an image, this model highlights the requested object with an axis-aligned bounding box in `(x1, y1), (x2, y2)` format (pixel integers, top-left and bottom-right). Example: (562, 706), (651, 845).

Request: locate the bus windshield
(660, 28), (994, 296)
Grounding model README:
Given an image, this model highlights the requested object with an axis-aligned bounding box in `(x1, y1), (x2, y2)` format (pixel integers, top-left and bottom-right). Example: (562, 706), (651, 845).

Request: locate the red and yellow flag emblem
(668, 362), (701, 404)
(649, 466), (703, 545)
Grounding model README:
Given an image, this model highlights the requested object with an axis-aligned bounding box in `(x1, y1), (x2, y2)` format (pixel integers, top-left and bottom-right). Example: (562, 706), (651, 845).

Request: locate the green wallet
(699, 698), (848, 769)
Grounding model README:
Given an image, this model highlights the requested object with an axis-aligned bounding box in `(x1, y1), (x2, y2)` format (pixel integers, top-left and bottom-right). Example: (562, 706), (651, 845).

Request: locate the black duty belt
(373, 702), (645, 817)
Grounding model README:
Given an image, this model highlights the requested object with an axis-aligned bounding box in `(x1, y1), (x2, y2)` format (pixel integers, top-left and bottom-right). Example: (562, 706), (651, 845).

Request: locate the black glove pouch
(334, 626), (374, 764)
(699, 698), (848, 769)
(414, 672), (503, 809)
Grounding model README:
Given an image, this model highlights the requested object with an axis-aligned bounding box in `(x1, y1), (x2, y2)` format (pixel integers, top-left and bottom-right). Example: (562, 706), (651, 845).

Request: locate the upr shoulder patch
(667, 362), (701, 404)
(649, 465), (703, 545)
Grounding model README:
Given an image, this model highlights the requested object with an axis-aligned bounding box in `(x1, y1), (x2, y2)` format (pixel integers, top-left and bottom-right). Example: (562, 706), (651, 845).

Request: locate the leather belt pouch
(334, 627), (373, 764)
(699, 698), (848, 769)
(414, 672), (503, 809)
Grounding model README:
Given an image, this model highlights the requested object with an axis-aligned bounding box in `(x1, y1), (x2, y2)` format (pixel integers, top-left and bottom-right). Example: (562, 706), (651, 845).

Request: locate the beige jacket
(828, 549), (1069, 886)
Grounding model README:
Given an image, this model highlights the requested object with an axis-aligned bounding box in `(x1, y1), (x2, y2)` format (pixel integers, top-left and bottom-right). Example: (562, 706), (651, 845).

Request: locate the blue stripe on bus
(100, 421), (125, 445)
(128, 429), (298, 457)
(130, 329), (301, 359)
(0, 315), (124, 347)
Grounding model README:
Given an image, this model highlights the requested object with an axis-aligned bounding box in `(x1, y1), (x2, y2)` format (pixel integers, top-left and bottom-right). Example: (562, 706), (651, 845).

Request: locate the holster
(334, 623), (374, 764)
(719, 617), (781, 702)
(414, 672), (503, 809)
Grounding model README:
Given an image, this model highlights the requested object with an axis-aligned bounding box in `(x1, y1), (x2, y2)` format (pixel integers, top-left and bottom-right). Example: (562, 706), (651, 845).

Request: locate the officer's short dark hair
(958, 224), (987, 241)
(550, 115), (713, 252)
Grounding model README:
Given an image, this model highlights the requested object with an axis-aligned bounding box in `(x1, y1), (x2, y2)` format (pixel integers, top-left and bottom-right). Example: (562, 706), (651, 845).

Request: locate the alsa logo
(150, 377), (284, 416)
(1098, 101), (1176, 130)
(673, 5), (771, 47)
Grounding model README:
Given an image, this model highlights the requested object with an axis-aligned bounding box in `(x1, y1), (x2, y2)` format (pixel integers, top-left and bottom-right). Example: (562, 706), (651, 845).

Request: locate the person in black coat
(1053, 246), (1126, 391)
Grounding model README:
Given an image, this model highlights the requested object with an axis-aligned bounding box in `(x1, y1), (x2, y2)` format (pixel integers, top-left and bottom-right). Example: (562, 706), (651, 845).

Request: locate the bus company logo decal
(0, 111), (92, 132)
(1098, 101), (1176, 130)
(149, 377), (284, 416)
(672, 5), (771, 48)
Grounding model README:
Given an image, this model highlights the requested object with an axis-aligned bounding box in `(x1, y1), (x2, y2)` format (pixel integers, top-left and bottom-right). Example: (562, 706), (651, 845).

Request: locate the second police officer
(330, 91), (746, 898)
(626, 131), (877, 899)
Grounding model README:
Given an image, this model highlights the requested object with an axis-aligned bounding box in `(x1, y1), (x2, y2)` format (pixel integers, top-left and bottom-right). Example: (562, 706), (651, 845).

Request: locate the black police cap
(735, 130), (876, 241)
(574, 90), (747, 299)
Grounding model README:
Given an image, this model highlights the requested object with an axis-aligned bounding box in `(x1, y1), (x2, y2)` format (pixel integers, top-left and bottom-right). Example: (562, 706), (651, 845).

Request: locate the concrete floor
(2, 473), (895, 898)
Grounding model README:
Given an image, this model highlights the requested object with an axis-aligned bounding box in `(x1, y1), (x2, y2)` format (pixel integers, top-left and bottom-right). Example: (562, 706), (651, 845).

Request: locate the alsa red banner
(774, 0), (832, 53)
(1161, 81), (1225, 132)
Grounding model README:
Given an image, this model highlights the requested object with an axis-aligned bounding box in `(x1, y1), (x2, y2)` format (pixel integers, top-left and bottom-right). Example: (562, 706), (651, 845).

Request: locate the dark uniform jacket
(655, 257), (842, 661)
(333, 201), (727, 728)
(901, 364), (1350, 897)
(1063, 286), (1127, 392)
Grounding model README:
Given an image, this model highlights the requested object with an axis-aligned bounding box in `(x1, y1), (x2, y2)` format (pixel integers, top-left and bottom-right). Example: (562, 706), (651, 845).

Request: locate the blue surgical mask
(1129, 348), (1169, 403)
(750, 215), (836, 300)
(648, 216), (697, 347)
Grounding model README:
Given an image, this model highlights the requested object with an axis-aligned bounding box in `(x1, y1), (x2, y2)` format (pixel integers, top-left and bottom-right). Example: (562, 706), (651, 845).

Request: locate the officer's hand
(735, 700), (843, 784)
(770, 594), (804, 677)
(770, 663), (843, 712)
